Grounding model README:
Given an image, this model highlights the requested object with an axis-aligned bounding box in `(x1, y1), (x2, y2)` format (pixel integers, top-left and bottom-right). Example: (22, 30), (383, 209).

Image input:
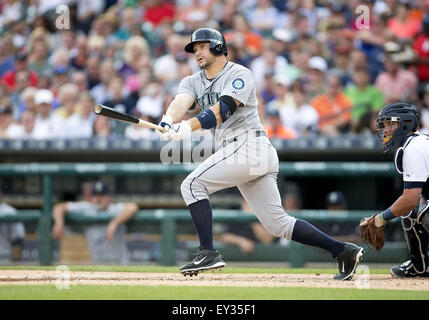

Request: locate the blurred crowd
(0, 0), (428, 141)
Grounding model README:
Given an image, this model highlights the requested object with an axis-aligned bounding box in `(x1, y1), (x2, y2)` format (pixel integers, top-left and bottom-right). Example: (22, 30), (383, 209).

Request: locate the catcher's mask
(184, 28), (228, 57)
(375, 102), (419, 153)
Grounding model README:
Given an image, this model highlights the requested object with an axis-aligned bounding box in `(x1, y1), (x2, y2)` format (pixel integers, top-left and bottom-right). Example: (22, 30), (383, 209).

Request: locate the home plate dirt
(0, 270), (428, 290)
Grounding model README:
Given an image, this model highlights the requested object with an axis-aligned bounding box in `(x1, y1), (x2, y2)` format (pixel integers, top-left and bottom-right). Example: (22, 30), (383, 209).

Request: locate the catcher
(360, 102), (429, 278)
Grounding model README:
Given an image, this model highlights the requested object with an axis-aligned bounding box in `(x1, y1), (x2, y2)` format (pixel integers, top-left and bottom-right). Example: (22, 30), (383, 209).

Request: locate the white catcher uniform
(393, 131), (429, 274)
(395, 132), (429, 201)
(178, 61), (297, 239)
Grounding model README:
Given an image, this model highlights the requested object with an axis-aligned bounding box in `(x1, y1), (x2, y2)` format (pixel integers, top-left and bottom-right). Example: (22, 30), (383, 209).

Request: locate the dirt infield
(0, 270), (428, 290)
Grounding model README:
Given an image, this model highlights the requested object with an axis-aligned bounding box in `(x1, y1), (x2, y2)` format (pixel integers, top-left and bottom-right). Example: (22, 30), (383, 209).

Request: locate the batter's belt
(222, 130), (267, 147)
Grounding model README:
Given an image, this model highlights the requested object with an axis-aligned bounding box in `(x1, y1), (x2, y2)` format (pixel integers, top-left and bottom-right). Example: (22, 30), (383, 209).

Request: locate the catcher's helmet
(184, 28), (228, 56)
(375, 102), (420, 153)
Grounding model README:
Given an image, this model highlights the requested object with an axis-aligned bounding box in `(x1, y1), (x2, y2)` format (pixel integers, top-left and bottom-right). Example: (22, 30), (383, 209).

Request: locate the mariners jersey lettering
(177, 62), (264, 146)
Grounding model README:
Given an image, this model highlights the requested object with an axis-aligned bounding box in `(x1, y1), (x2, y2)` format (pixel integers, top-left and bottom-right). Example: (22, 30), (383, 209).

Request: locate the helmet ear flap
(211, 43), (223, 56)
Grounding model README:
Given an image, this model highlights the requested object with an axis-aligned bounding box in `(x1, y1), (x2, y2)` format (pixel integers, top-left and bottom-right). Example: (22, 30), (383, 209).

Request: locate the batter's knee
(263, 223), (286, 238)
(180, 175), (209, 206)
(261, 214), (296, 240)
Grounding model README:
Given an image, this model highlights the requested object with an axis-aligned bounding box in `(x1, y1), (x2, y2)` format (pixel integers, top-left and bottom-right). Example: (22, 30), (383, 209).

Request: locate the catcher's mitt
(359, 215), (385, 251)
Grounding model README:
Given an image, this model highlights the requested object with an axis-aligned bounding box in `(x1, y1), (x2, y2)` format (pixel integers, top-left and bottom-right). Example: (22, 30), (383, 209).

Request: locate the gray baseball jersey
(0, 203), (25, 261)
(178, 61), (297, 240)
(178, 62), (265, 147)
(66, 202), (128, 264)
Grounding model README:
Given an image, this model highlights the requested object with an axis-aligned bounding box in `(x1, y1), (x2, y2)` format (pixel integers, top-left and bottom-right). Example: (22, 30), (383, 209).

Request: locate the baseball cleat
(180, 246), (226, 277)
(182, 270), (200, 277)
(390, 260), (429, 278)
(334, 242), (364, 281)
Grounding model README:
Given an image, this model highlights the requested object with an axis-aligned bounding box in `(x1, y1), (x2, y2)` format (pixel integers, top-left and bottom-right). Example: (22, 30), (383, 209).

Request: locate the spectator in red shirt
(413, 13), (429, 82)
(387, 0), (421, 41)
(375, 48), (418, 104)
(2, 52), (38, 92)
(142, 0), (175, 28)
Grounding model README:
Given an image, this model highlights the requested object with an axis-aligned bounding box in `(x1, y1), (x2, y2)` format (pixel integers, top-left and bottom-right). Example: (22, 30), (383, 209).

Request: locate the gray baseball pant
(180, 131), (296, 240)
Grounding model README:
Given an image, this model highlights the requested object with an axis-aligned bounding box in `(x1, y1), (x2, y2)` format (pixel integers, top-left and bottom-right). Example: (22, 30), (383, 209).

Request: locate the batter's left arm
(187, 97), (241, 131)
(164, 95), (241, 140)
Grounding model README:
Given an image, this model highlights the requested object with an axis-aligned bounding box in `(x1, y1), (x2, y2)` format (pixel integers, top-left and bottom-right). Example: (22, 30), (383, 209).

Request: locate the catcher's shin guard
(402, 205), (429, 274)
(417, 200), (429, 233)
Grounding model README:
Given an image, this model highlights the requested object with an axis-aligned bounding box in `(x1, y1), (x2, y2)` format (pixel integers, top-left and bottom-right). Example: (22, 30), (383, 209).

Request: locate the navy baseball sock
(188, 199), (214, 250)
(292, 219), (345, 258)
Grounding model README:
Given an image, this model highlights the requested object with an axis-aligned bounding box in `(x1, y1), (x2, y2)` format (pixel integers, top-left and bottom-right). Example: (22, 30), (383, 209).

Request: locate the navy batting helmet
(184, 28), (228, 56)
(375, 102), (420, 153)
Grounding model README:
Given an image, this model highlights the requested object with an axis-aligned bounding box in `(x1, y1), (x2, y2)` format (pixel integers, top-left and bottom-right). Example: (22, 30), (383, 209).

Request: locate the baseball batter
(158, 28), (364, 280)
(360, 103), (429, 277)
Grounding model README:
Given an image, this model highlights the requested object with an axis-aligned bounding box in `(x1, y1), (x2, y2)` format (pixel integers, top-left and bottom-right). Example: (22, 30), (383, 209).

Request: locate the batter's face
(193, 42), (216, 69)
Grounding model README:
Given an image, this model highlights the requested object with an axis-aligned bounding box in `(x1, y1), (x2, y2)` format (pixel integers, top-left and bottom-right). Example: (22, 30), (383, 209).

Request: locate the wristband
(196, 109), (217, 129)
(380, 207), (395, 222)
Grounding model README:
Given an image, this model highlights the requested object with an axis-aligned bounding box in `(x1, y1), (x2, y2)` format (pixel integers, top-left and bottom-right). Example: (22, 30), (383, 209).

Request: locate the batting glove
(157, 114), (173, 140)
(170, 120), (192, 141)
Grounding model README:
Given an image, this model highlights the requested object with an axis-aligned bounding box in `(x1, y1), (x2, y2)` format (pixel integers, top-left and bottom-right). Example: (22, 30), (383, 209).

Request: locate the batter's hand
(170, 120), (192, 140)
(157, 114), (173, 140)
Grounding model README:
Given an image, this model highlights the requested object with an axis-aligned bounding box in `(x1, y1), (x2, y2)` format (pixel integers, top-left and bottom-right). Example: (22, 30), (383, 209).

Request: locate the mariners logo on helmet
(184, 28), (228, 56)
(375, 102), (420, 153)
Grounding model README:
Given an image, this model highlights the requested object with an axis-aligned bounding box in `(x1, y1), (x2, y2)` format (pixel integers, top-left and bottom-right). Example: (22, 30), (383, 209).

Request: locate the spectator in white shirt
(281, 81), (319, 137)
(33, 89), (54, 140)
(250, 39), (288, 91)
(1, 0), (24, 31)
(136, 81), (164, 120)
(153, 34), (197, 83)
(66, 92), (96, 139)
(7, 109), (37, 139)
(266, 74), (295, 113)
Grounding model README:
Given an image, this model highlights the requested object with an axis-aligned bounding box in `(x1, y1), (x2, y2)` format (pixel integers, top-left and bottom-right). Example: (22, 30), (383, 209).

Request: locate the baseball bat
(94, 104), (167, 132)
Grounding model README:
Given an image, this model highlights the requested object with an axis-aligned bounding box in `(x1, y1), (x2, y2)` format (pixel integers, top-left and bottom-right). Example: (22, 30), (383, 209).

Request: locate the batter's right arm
(165, 93), (195, 124)
(158, 93), (195, 139)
